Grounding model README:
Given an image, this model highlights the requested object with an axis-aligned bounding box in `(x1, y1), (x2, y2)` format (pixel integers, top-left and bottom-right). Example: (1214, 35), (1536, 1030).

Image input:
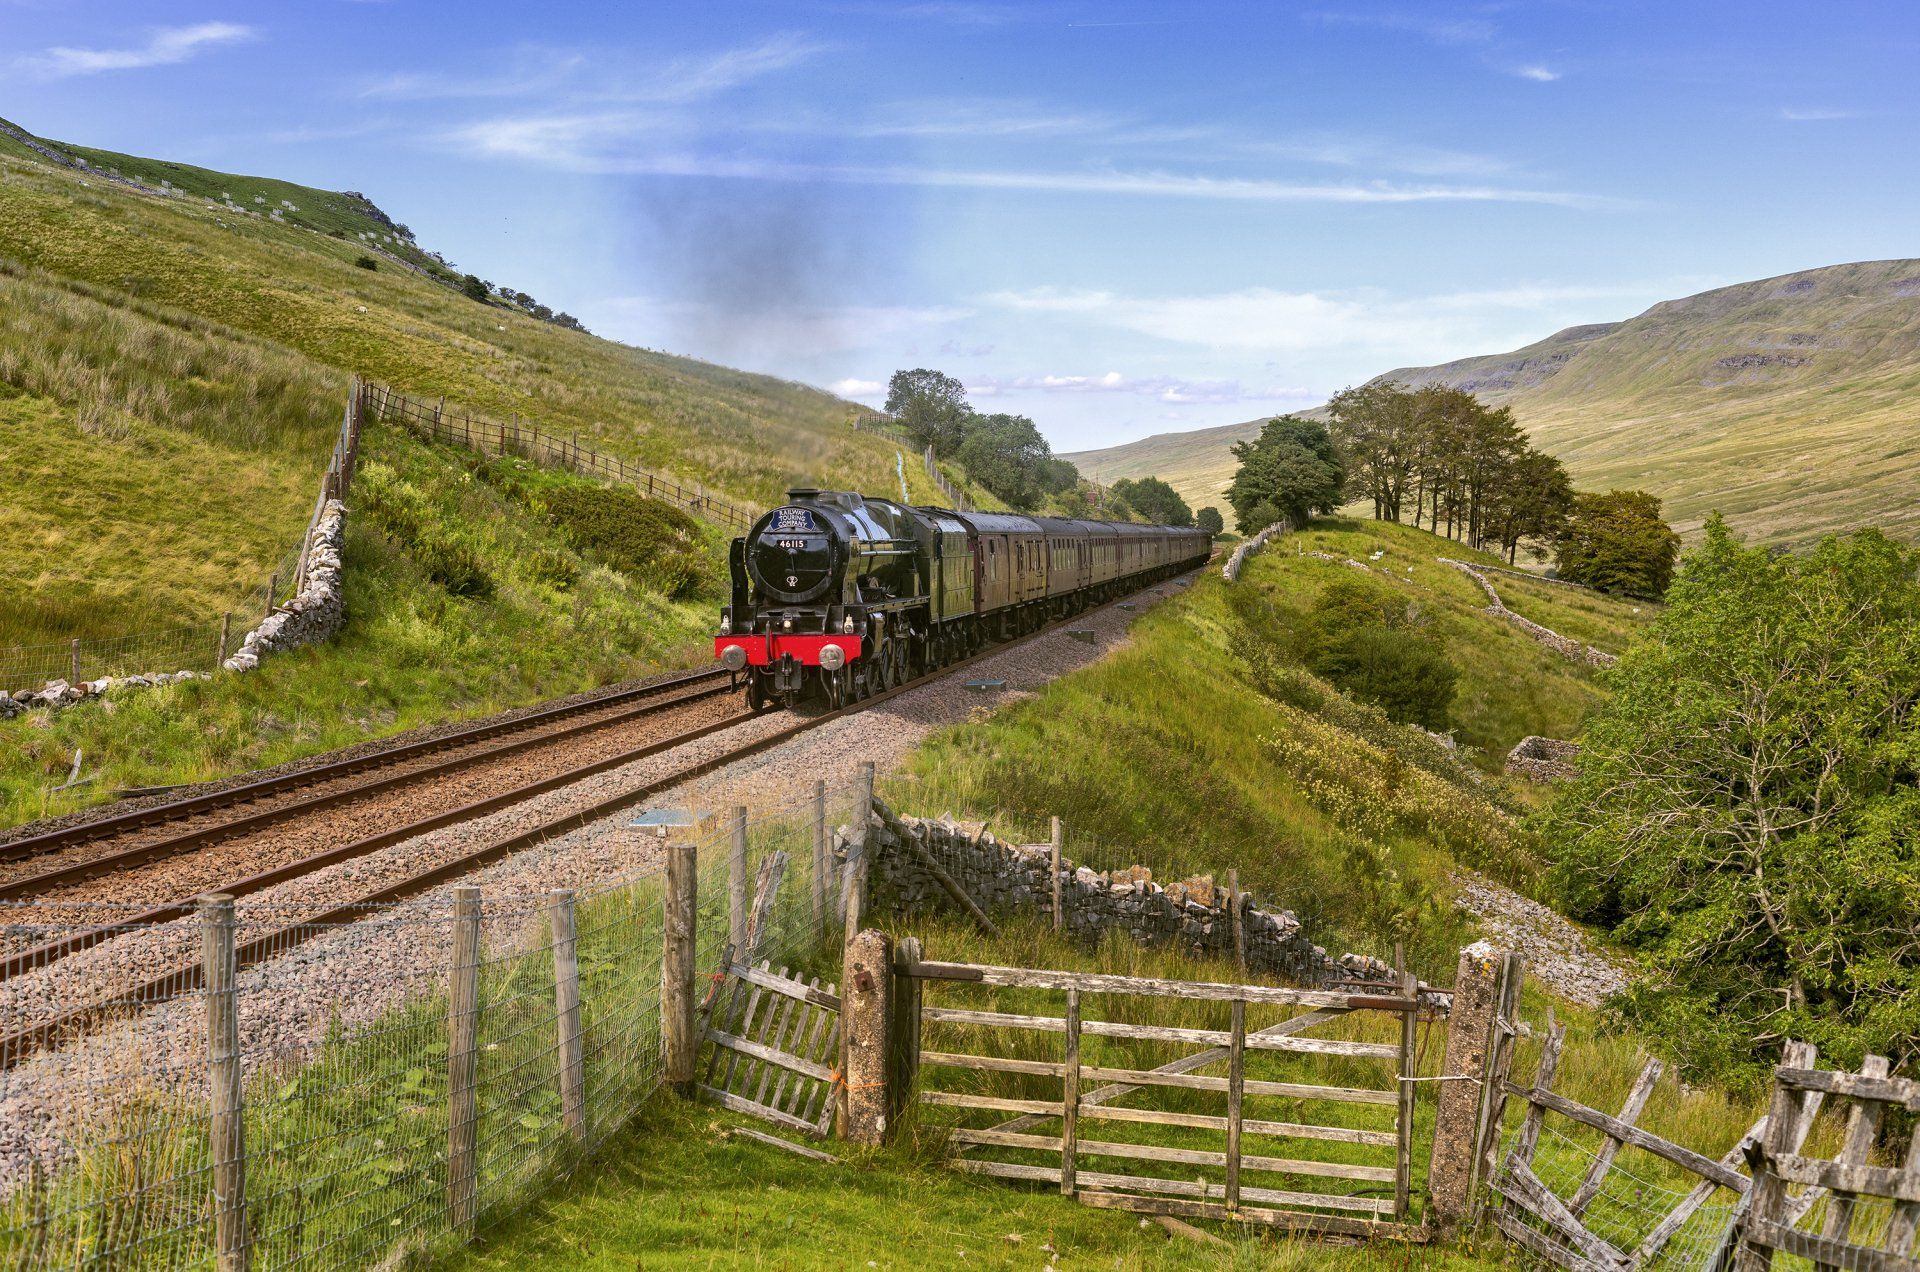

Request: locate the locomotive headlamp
(783, 617), (794, 631)
(820, 643), (846, 671)
(718, 614), (732, 635)
(720, 644), (748, 671)
(842, 615), (856, 634)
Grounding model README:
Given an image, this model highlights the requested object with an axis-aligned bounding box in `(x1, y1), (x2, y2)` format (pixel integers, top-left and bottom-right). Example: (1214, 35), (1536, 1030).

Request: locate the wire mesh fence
(363, 382), (762, 535)
(0, 383), (362, 695)
(0, 774), (868, 1268)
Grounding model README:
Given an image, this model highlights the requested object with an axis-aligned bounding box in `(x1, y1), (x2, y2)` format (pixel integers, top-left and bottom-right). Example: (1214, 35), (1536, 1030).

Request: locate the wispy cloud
(1512, 64), (1560, 82)
(358, 48), (587, 101)
(16, 21), (256, 78)
(360, 33), (826, 105)
(1779, 106), (1857, 121)
(831, 377), (886, 396)
(635, 32), (830, 104)
(1308, 11), (1497, 47)
(444, 113), (1618, 207)
(963, 371), (1312, 406)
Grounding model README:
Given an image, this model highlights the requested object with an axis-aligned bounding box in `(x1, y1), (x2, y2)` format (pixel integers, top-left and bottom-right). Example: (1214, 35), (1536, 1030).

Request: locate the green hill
(1066, 260), (1920, 545)
(0, 116), (983, 824)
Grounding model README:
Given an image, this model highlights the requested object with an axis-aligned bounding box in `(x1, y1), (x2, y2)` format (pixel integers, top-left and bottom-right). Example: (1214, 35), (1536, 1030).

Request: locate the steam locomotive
(714, 488), (1211, 709)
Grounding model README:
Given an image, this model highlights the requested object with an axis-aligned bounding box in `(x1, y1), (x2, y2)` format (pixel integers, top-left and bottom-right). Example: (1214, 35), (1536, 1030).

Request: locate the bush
(1293, 577), (1457, 729)
(460, 273), (489, 302)
(356, 462), (494, 598)
(354, 256), (378, 271)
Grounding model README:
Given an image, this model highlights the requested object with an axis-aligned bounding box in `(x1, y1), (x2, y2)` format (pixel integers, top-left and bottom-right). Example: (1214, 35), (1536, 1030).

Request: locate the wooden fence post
(889, 936), (923, 1127)
(1429, 942), (1513, 1232)
(1471, 951), (1525, 1227)
(842, 928), (893, 1146)
(68, 638), (79, 686)
(447, 886), (482, 1235)
(1224, 996), (1245, 1209)
(729, 806), (749, 955)
(1061, 987), (1082, 1195)
(811, 781), (828, 935)
(1737, 1039), (1819, 1272)
(1050, 816), (1063, 932)
(661, 840), (698, 1095)
(217, 612), (232, 666)
(1395, 952), (1417, 1221)
(1227, 868), (1246, 972)
(549, 889), (586, 1143)
(263, 570), (279, 621)
(199, 895), (250, 1272)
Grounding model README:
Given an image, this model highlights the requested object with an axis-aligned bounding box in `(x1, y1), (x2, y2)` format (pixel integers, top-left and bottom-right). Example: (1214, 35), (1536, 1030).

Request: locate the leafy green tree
(954, 412), (1053, 510)
(1294, 578), (1456, 729)
(885, 368), (971, 454)
(1556, 489), (1681, 597)
(1110, 477), (1193, 527)
(1484, 448), (1575, 563)
(460, 273), (489, 303)
(1327, 381), (1421, 521)
(1544, 518), (1920, 1084)
(1195, 506), (1225, 537)
(1227, 416), (1345, 532)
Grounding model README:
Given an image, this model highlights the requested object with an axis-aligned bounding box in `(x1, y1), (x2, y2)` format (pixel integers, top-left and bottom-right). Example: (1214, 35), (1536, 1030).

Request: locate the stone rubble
(1505, 735), (1581, 783)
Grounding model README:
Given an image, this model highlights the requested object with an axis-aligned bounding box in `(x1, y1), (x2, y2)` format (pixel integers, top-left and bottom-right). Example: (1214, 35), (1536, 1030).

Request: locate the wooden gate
(699, 960), (842, 1138)
(900, 957), (1429, 1241)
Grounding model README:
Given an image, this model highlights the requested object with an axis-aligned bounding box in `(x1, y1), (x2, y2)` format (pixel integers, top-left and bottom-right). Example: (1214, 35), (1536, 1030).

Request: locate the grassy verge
(0, 421), (721, 827)
(1475, 571), (1658, 655)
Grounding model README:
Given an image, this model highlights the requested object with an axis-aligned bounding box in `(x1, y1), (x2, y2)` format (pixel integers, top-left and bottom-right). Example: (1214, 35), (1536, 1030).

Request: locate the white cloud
(1512, 64), (1560, 82)
(964, 371), (1313, 406)
(984, 281), (1688, 354)
(18, 21), (256, 78)
(831, 377), (885, 397)
(360, 33), (824, 105)
(1779, 107), (1857, 121)
(358, 50), (587, 101)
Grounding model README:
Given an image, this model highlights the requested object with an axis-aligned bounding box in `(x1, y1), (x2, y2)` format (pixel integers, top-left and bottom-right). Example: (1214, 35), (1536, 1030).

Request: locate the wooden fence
(901, 955), (1429, 1241)
(365, 383), (761, 535)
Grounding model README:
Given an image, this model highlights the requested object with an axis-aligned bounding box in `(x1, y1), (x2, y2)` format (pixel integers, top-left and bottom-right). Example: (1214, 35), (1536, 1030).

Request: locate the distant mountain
(1066, 260), (1920, 544)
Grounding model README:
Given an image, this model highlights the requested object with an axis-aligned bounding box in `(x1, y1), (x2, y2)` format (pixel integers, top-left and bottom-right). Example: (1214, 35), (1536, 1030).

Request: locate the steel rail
(0, 667), (733, 865)
(0, 563), (1206, 1070)
(0, 677), (739, 903)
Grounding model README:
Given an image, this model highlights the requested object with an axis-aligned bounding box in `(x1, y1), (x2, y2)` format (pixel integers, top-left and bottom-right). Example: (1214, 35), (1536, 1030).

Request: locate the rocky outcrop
(869, 812), (1397, 989)
(1505, 735), (1580, 783)
(224, 501), (346, 672)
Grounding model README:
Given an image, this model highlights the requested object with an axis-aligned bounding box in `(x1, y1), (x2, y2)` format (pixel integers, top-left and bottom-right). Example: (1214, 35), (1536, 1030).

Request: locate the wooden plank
(717, 968), (770, 1093)
(1774, 1066), (1920, 1111)
(922, 1050), (1062, 1078)
(807, 1011), (842, 1133)
(705, 1027), (837, 1085)
(1497, 1208), (1613, 1272)
(1507, 1085), (1750, 1194)
(1061, 989), (1081, 1197)
(1567, 1056), (1663, 1218)
(1884, 1122), (1920, 1256)
(871, 799), (999, 936)
(1394, 957), (1415, 1221)
(1500, 1161), (1629, 1270)
(1739, 1038), (1819, 1272)
(1627, 1116), (1763, 1269)
(726, 1126), (839, 1164)
(1226, 998), (1246, 1209)
(727, 962), (842, 1011)
(753, 987), (803, 1107)
(955, 1159), (1397, 1216)
(736, 964), (792, 1098)
(903, 960), (1417, 1011)
(946, 1128), (1398, 1181)
(1081, 1064), (1399, 1106)
(698, 1085), (823, 1138)
(1510, 1012), (1565, 1170)
(1776, 1155), (1920, 1205)
(1747, 1217), (1920, 1272)
(1085, 1104), (1399, 1147)
(922, 1091), (1060, 1117)
(1074, 1189), (1422, 1240)
(920, 1006), (1398, 1057)
(1818, 1054), (1892, 1267)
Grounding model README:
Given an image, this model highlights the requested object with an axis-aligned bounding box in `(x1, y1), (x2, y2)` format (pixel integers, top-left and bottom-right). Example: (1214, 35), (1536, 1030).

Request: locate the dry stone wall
(1221, 517), (1299, 582)
(868, 812), (1393, 987)
(1505, 735), (1581, 783)
(223, 501), (347, 672)
(1439, 558), (1616, 668)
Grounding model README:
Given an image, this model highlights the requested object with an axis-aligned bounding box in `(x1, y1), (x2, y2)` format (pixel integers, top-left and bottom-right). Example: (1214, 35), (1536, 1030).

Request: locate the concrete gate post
(841, 928), (894, 1146)
(1428, 941), (1518, 1231)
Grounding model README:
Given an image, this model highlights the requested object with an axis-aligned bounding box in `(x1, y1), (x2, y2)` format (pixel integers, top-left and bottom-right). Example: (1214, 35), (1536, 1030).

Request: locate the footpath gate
(900, 955), (1430, 1241)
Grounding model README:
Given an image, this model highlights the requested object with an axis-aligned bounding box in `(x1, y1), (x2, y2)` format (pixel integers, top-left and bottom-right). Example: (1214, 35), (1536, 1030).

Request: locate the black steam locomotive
(714, 489), (1211, 708)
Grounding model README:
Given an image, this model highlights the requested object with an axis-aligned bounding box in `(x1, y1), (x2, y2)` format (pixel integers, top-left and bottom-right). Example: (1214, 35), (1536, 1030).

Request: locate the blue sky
(4, 2), (1917, 453)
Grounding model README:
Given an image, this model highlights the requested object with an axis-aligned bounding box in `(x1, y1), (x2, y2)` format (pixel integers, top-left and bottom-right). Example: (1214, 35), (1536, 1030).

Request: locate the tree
(885, 369), (971, 455)
(1295, 578), (1456, 729)
(1195, 506), (1225, 537)
(954, 412), (1053, 510)
(1226, 416), (1346, 533)
(460, 273), (490, 303)
(1327, 381), (1420, 521)
(1483, 448), (1575, 563)
(1110, 477), (1193, 527)
(1543, 519), (1920, 1083)
(1556, 490), (1681, 598)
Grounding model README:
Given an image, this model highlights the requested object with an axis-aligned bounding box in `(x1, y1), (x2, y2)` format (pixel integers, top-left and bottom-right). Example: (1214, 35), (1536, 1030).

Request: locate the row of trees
(883, 369), (1217, 529)
(1225, 384), (1680, 598)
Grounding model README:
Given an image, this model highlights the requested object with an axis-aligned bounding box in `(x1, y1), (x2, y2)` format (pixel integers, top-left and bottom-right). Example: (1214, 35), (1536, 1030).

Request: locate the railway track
(0, 569), (1200, 1070)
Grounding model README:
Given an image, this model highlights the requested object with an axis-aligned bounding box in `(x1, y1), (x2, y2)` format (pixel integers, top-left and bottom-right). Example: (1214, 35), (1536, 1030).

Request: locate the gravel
(1450, 871), (1632, 1007)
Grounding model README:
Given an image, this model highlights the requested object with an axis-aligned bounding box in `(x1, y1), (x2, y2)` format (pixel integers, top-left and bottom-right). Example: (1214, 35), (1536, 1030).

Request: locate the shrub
(538, 484), (711, 599)
(356, 462), (495, 598)
(460, 273), (489, 302)
(1292, 577), (1457, 729)
(354, 256), (378, 271)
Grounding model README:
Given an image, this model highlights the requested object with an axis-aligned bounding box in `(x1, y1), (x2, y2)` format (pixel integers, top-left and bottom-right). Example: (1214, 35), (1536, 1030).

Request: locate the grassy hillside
(894, 519), (1648, 977)
(1068, 260), (1920, 545)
